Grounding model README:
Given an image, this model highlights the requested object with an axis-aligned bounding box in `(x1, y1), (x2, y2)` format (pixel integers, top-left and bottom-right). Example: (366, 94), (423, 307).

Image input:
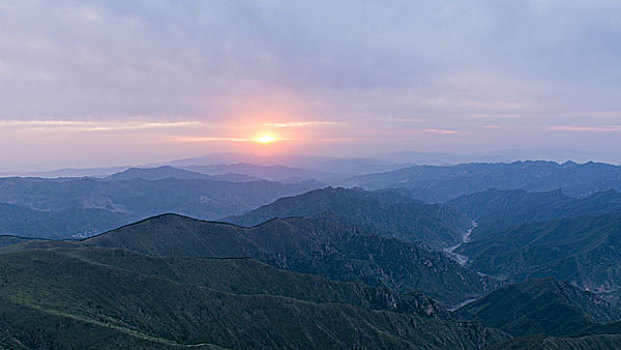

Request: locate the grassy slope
(484, 334), (621, 350)
(82, 214), (495, 305)
(457, 278), (621, 337)
(0, 247), (505, 350)
(458, 211), (621, 290)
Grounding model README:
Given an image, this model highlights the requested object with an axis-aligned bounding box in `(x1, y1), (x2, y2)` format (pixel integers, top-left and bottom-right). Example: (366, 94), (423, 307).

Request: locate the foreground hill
(457, 211), (621, 291)
(449, 188), (621, 227)
(0, 247), (505, 349)
(0, 176), (320, 238)
(226, 187), (472, 248)
(83, 214), (495, 305)
(344, 161), (621, 202)
(457, 278), (621, 337)
(484, 334), (621, 350)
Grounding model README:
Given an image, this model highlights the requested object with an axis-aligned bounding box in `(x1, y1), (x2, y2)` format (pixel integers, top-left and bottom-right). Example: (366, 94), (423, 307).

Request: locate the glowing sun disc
(256, 135), (276, 144)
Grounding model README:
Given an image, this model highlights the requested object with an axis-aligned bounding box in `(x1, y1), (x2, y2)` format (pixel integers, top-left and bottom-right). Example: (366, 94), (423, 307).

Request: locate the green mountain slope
(449, 188), (621, 227)
(484, 334), (621, 350)
(81, 214), (495, 305)
(0, 247), (505, 350)
(226, 187), (472, 248)
(457, 211), (621, 291)
(457, 278), (621, 337)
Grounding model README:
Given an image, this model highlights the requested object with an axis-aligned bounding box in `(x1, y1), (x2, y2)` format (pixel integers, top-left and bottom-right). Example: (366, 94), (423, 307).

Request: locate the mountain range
(227, 187), (472, 248)
(106, 165), (258, 182)
(344, 161), (621, 202)
(449, 188), (621, 227)
(3, 159), (621, 348)
(80, 214), (494, 305)
(0, 175), (320, 238)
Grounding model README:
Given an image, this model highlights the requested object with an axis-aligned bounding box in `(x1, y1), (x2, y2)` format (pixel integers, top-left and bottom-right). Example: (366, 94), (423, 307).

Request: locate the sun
(256, 135), (277, 144)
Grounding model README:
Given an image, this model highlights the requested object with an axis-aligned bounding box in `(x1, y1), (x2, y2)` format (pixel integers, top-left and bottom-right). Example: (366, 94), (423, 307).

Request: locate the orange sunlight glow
(256, 135), (277, 144)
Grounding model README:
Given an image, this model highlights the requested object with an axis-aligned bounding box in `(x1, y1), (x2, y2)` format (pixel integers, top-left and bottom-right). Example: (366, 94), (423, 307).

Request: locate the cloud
(0, 0), (620, 168)
(172, 136), (252, 142)
(2, 0), (620, 122)
(263, 121), (343, 128)
(548, 125), (621, 132)
(0, 119), (201, 132)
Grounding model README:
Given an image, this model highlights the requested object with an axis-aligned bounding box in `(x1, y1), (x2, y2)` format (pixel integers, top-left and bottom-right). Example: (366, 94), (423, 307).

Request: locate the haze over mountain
(227, 187), (472, 249)
(167, 153), (414, 177)
(5, 149), (619, 179)
(106, 165), (257, 182)
(181, 162), (343, 183)
(0, 175), (320, 238)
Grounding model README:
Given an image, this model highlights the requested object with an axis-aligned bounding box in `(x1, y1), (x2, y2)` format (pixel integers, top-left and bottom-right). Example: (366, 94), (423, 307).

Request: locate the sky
(1, 0), (621, 170)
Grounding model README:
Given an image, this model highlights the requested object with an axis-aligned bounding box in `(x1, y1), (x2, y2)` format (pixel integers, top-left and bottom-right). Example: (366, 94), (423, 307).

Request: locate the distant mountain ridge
(344, 161), (621, 202)
(0, 176), (321, 238)
(226, 187), (472, 248)
(106, 165), (258, 182)
(182, 162), (345, 183)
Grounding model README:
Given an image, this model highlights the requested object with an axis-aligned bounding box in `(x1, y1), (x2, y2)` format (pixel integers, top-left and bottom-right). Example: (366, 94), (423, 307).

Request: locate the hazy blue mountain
(0, 177), (321, 238)
(0, 246), (505, 350)
(0, 202), (133, 238)
(449, 188), (621, 227)
(0, 166), (129, 178)
(82, 214), (496, 305)
(182, 162), (345, 183)
(344, 161), (621, 202)
(168, 153), (413, 175)
(106, 165), (256, 182)
(457, 210), (621, 291)
(226, 187), (472, 248)
(458, 277), (621, 337)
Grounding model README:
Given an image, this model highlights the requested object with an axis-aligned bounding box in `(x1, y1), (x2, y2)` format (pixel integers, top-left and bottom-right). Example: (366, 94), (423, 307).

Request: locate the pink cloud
(422, 128), (459, 134)
(548, 125), (621, 132)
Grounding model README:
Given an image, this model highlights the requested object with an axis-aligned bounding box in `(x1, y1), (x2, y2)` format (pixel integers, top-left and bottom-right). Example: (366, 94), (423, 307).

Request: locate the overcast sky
(1, 0), (620, 170)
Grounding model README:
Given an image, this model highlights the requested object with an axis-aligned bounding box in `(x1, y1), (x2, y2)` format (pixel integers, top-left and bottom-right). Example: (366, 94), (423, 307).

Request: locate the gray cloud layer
(0, 0), (620, 167)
